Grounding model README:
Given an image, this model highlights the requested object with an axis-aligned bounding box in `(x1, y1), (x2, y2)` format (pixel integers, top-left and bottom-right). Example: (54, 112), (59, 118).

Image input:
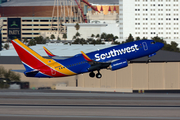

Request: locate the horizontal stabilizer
(11, 70), (26, 73)
(24, 70), (39, 77)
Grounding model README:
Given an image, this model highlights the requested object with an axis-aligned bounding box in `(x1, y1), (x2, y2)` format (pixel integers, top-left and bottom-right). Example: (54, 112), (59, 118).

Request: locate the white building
(64, 23), (107, 40)
(119, 0), (180, 44)
(87, 6), (119, 38)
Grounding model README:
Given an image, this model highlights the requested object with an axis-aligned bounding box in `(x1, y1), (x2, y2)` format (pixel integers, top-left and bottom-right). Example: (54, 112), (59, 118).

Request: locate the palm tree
(63, 34), (67, 40)
(74, 23), (80, 32)
(50, 34), (55, 41)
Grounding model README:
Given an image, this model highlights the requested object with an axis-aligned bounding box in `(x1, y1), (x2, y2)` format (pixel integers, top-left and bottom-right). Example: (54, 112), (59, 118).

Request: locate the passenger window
(151, 41), (156, 44)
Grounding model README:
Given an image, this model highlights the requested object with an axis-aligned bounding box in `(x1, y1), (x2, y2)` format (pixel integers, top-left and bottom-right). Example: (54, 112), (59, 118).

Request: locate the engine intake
(109, 59), (128, 71)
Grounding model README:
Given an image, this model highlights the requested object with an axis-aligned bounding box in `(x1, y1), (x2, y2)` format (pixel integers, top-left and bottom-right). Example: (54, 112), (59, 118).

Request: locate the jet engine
(109, 59), (128, 71)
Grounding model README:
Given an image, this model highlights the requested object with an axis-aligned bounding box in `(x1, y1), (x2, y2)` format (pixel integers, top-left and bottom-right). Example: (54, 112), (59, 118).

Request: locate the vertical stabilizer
(11, 39), (47, 71)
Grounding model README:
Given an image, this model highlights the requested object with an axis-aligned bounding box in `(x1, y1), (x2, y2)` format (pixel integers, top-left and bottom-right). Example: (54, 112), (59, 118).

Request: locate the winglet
(43, 46), (56, 57)
(81, 51), (93, 62)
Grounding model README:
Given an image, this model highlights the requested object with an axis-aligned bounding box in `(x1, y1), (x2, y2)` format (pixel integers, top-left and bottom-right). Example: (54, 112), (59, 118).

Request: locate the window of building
(22, 33), (32, 35)
(34, 20), (39, 22)
(40, 20), (49, 22)
(22, 20), (32, 22)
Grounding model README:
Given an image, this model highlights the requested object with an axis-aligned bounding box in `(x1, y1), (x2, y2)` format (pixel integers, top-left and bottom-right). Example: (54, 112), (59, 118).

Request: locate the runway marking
(0, 114), (180, 119)
(0, 104), (180, 108)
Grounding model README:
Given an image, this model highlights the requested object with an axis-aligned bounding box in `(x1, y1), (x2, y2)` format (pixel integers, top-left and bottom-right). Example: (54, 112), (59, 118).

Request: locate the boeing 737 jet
(11, 39), (164, 78)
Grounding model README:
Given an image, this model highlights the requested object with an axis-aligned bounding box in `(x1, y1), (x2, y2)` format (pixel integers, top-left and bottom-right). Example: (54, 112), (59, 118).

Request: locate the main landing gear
(146, 58), (151, 64)
(89, 71), (102, 79)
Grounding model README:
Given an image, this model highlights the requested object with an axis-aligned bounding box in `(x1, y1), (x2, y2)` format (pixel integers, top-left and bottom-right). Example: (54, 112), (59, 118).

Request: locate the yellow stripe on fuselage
(14, 39), (76, 76)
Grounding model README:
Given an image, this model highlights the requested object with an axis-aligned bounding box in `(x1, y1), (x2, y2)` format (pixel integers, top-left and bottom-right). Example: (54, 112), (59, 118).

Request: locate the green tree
(0, 66), (6, 78)
(91, 34), (95, 38)
(100, 33), (107, 40)
(57, 36), (61, 40)
(125, 34), (134, 43)
(45, 37), (50, 43)
(23, 38), (28, 44)
(89, 39), (104, 45)
(114, 36), (119, 41)
(34, 36), (46, 44)
(0, 66), (21, 88)
(142, 37), (147, 40)
(4, 43), (9, 50)
(57, 36), (61, 43)
(152, 36), (166, 44)
(170, 41), (179, 52)
(74, 23), (80, 32)
(75, 32), (80, 38)
(72, 38), (87, 45)
(72, 36), (76, 40)
(28, 39), (36, 46)
(106, 34), (114, 41)
(0, 66), (21, 83)
(112, 41), (120, 45)
(63, 34), (67, 40)
(96, 34), (100, 38)
(135, 36), (141, 41)
(151, 36), (180, 52)
(50, 34), (55, 41)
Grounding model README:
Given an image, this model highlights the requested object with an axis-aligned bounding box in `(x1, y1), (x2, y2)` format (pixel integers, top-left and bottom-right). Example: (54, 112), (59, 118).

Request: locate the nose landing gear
(89, 71), (102, 78)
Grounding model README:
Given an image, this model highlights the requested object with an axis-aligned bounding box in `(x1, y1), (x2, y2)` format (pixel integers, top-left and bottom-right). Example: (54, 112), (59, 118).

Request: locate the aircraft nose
(157, 42), (164, 49)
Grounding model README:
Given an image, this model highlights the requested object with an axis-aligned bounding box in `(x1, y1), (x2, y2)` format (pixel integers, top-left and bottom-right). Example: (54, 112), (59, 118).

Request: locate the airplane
(11, 39), (164, 78)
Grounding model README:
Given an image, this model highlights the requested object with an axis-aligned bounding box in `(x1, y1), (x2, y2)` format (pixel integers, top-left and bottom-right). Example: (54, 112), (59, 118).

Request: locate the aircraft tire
(96, 73), (102, 79)
(89, 72), (95, 77)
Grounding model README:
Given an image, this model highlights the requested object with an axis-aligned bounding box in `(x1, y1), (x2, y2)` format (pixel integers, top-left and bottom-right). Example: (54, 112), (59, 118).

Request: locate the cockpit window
(151, 41), (156, 44)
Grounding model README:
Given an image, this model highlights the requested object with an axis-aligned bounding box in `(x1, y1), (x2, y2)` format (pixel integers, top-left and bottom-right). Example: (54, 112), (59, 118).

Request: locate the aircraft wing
(43, 46), (72, 60)
(81, 51), (111, 71)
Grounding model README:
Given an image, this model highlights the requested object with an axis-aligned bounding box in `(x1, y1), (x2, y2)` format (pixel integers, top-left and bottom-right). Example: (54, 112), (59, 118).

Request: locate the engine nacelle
(109, 59), (128, 71)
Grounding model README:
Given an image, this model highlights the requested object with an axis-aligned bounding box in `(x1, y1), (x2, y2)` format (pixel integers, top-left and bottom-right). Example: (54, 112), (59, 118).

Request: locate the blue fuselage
(55, 40), (164, 74)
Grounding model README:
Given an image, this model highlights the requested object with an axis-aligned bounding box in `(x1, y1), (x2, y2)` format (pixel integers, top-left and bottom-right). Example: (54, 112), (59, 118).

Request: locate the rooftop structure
(88, 0), (119, 5)
(0, 0), (75, 6)
(0, 42), (113, 56)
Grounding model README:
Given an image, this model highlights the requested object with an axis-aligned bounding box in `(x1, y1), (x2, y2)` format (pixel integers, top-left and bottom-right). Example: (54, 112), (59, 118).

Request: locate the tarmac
(0, 89), (180, 120)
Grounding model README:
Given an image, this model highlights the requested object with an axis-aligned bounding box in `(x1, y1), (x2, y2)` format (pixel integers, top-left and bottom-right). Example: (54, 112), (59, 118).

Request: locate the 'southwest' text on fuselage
(95, 44), (139, 61)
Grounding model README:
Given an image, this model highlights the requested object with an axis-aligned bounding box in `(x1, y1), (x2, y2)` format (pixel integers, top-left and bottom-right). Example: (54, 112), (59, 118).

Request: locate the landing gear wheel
(146, 58), (151, 64)
(89, 72), (95, 78)
(96, 73), (102, 79)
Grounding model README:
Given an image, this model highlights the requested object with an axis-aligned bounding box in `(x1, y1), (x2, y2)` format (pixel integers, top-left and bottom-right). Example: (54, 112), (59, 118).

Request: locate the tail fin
(43, 46), (56, 57)
(11, 39), (48, 71)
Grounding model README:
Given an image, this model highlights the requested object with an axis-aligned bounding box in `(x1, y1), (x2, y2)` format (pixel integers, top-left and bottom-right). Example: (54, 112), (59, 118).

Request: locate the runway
(0, 90), (180, 120)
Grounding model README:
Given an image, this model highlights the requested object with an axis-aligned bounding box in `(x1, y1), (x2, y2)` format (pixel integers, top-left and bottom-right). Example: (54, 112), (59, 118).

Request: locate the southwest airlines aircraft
(11, 39), (164, 78)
